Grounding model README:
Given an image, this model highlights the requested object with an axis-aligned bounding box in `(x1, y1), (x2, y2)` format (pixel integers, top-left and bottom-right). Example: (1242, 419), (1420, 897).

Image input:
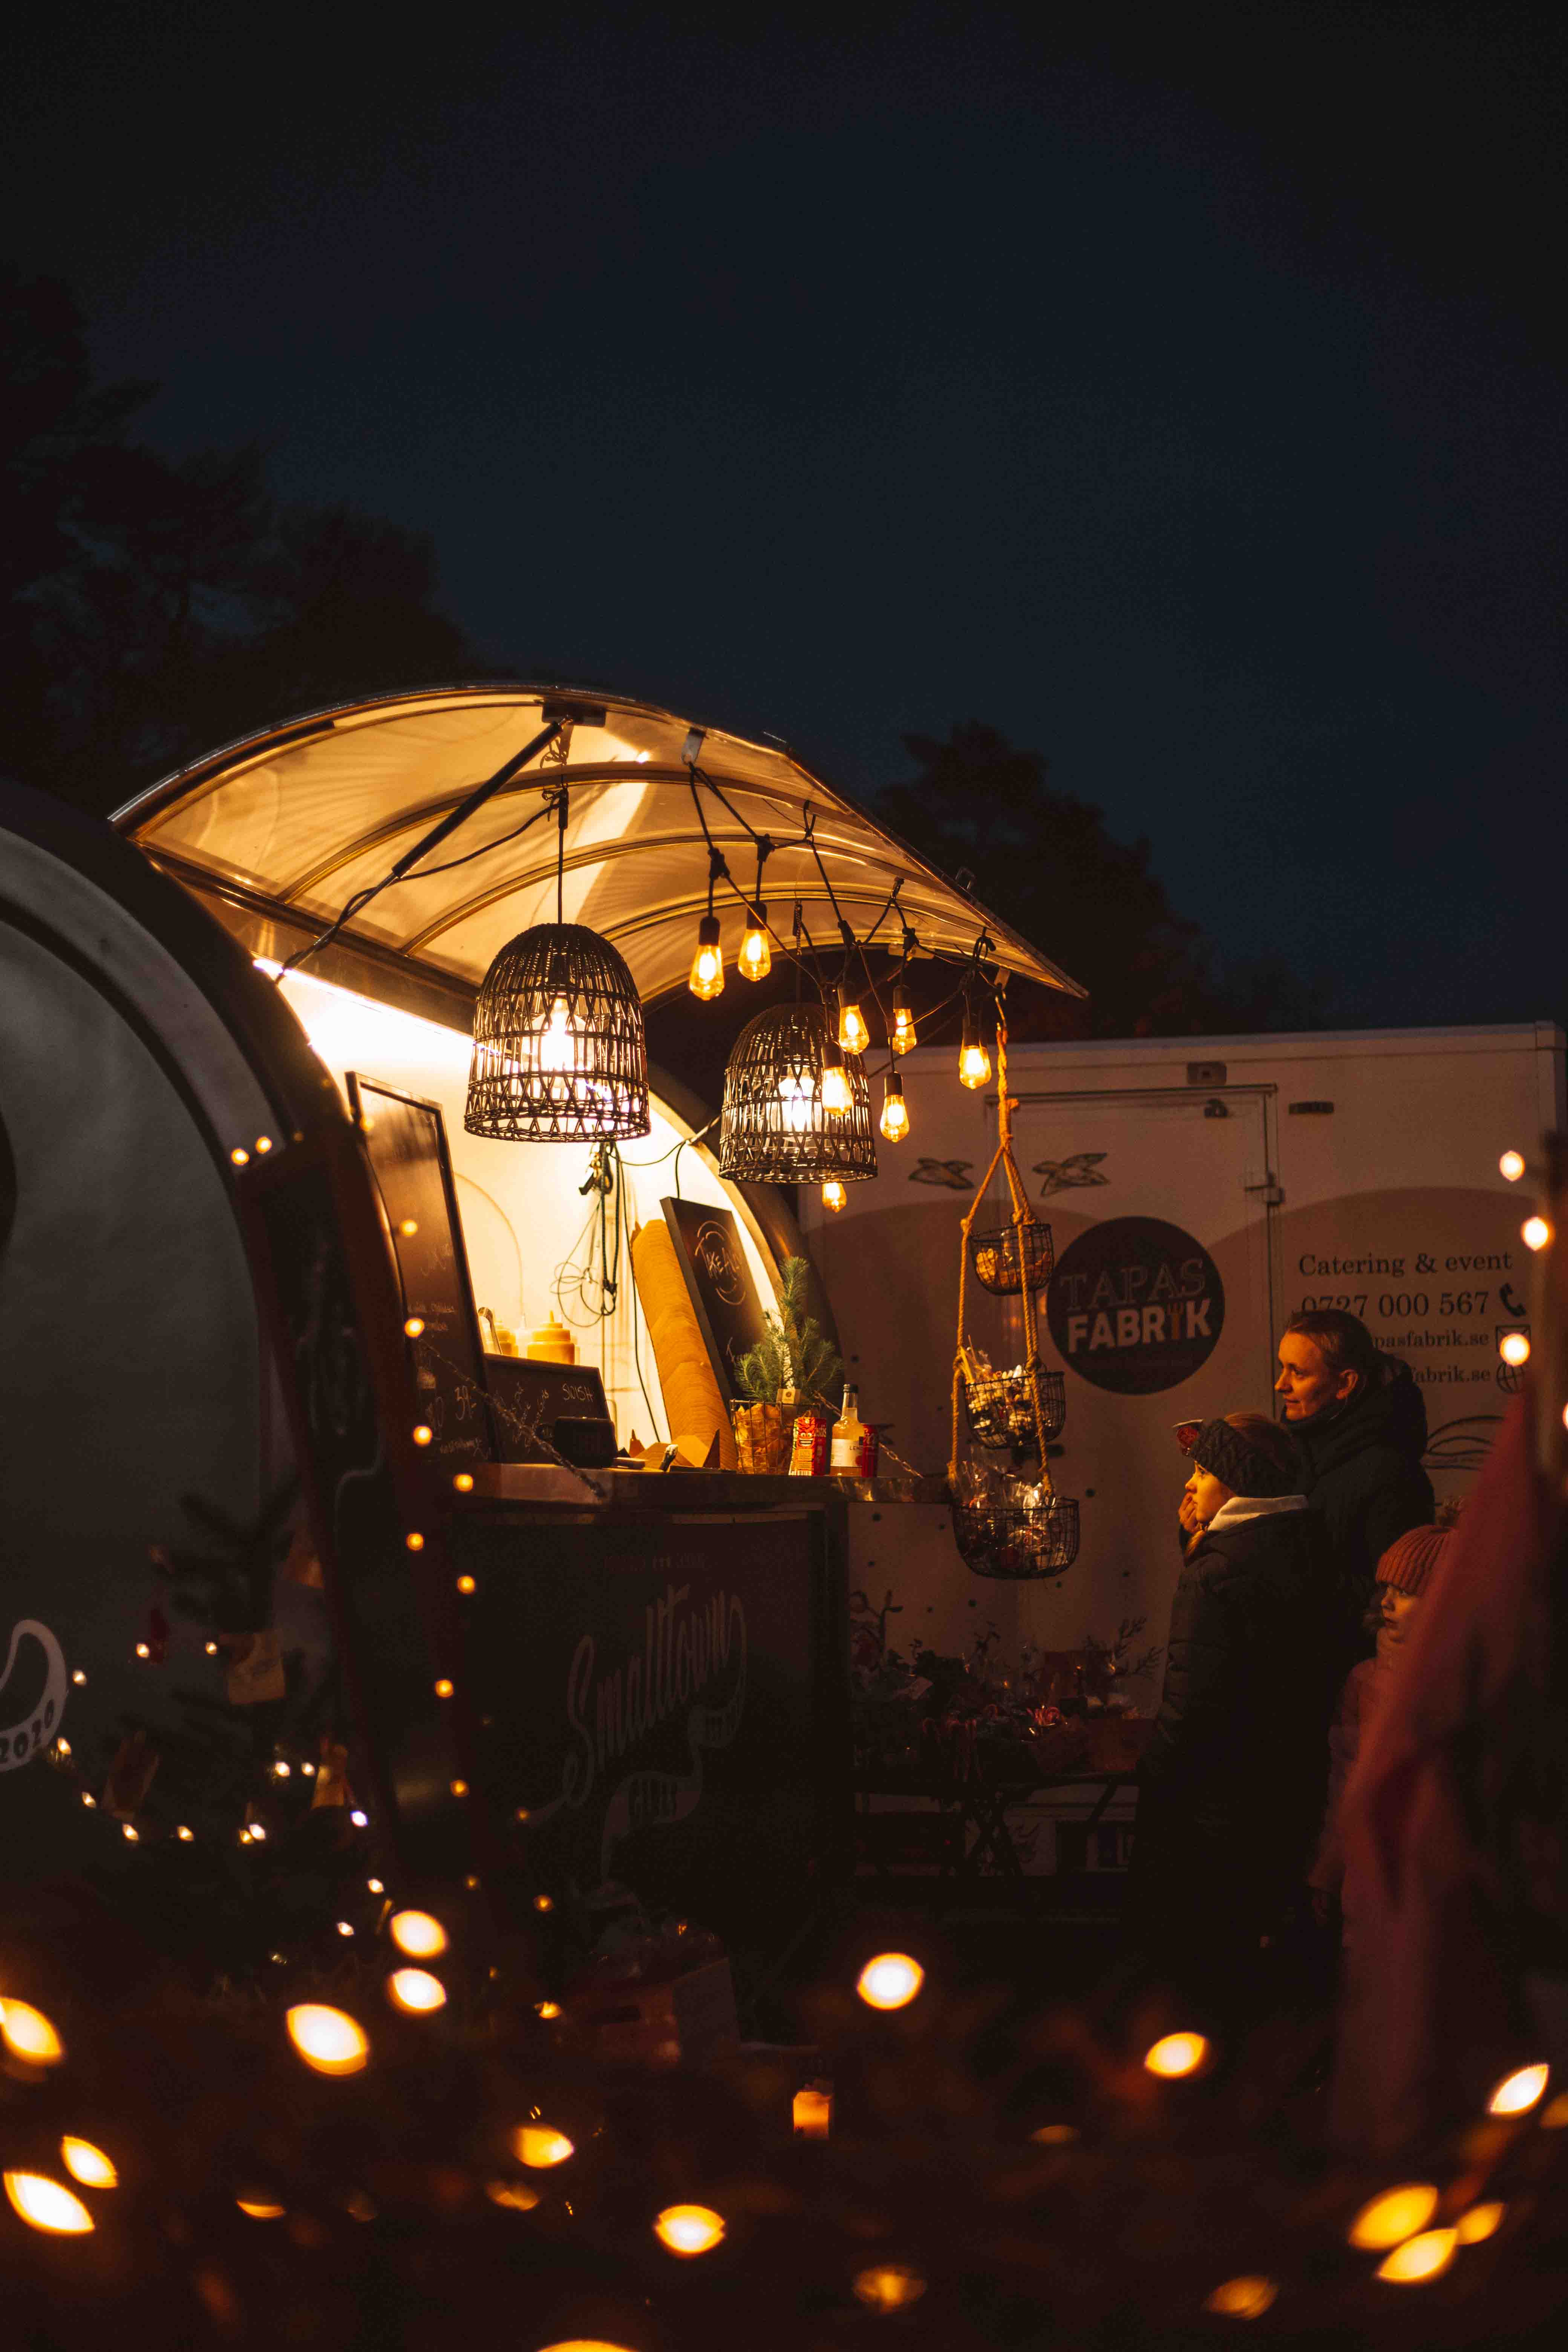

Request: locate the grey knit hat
(1188, 1416), (1299, 1499)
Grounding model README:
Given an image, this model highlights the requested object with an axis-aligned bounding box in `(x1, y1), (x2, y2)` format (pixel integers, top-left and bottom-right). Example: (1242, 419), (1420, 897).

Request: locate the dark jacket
(1130, 1503), (1339, 1941)
(1289, 1355), (1433, 1606)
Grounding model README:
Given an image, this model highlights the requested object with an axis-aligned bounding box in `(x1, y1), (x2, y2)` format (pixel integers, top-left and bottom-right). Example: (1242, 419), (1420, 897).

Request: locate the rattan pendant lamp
(719, 997), (876, 1184)
(464, 788), (650, 1142)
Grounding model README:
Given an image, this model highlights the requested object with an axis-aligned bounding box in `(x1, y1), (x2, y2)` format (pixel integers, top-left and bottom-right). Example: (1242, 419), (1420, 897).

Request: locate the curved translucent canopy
(117, 685), (1084, 1018)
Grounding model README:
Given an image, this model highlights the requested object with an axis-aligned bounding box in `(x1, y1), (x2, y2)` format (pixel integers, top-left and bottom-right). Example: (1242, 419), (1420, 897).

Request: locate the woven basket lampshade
(464, 921), (650, 1142)
(719, 1001), (876, 1184)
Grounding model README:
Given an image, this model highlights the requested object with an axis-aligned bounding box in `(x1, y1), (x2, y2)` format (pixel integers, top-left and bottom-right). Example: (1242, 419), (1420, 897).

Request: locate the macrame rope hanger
(949, 1008), (1054, 1487)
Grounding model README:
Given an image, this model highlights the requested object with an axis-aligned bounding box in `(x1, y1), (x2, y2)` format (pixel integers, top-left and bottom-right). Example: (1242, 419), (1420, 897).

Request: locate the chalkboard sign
(348, 1075), (494, 1472)
(483, 1353), (612, 1463)
(660, 1196), (769, 1400)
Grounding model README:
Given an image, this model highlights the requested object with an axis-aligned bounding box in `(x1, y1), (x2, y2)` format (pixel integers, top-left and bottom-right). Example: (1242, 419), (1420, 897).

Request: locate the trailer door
(1007, 1084), (1278, 1652)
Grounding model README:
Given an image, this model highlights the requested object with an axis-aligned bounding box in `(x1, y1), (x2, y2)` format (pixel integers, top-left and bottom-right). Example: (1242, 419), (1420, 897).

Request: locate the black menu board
(347, 1074), (494, 1471)
(482, 1353), (612, 1463)
(660, 1196), (770, 1398)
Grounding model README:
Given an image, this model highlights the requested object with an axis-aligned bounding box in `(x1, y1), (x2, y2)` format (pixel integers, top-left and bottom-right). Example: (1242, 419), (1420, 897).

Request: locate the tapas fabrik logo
(1047, 1217), (1225, 1395)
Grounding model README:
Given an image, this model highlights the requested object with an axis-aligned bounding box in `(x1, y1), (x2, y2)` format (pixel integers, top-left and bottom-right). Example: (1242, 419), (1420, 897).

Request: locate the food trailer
(0, 685), (1082, 1960)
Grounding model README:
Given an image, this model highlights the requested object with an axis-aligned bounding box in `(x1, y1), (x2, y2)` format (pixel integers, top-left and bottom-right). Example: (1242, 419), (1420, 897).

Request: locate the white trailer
(806, 1023), (1565, 1675)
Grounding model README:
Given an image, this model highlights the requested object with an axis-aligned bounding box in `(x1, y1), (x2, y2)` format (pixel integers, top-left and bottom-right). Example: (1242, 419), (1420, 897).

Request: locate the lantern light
(688, 914), (725, 1001)
(719, 1003), (876, 1187)
(738, 905), (772, 982)
(880, 1073), (910, 1142)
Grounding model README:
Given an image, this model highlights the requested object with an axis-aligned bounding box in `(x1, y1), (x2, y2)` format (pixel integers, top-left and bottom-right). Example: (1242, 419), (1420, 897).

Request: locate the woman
(1126, 1413), (1339, 2017)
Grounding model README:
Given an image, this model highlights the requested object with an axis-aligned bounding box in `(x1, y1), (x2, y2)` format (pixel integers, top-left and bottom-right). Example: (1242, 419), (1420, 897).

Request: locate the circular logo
(1047, 1217), (1225, 1395)
(694, 1218), (747, 1306)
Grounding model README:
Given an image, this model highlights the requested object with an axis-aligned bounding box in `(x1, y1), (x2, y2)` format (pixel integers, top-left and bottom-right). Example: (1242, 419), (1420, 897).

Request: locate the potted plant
(730, 1257), (842, 1473)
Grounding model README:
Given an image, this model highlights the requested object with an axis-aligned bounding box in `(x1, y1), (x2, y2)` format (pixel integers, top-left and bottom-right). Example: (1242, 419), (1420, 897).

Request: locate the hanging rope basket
(969, 1216), (1054, 1294)
(949, 1014), (1080, 1577)
(963, 1364), (1066, 1456)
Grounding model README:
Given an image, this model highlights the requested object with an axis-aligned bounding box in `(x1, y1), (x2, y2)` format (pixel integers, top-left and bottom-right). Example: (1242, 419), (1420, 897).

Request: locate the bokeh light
(387, 1969), (447, 2014)
(1456, 2202), (1505, 2244)
(1488, 2062), (1548, 2115)
(1348, 2183), (1439, 2249)
(856, 1952), (925, 2010)
(1500, 1150), (1526, 1181)
(286, 2004), (369, 2075)
(1522, 1216), (1551, 1251)
(485, 2179), (541, 2211)
(1203, 2276), (1277, 2318)
(1144, 2031), (1210, 2079)
(514, 2125), (574, 2167)
(0, 1999), (64, 2065)
(389, 1909), (448, 1958)
(654, 2203), (726, 2255)
(60, 2138), (116, 2189)
(1499, 1331), (1531, 1368)
(236, 2196), (286, 2219)
(853, 2263), (927, 2310)
(1376, 2227), (1457, 2283)
(5, 2172), (93, 2233)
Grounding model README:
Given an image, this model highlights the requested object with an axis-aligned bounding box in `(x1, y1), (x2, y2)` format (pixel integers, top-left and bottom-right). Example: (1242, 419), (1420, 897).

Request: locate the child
(1308, 1510), (1457, 1928)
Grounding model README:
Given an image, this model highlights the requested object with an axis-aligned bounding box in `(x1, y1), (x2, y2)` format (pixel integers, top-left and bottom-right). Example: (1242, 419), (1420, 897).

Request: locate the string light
(399, 1217), (418, 1236)
(0, 2000), (64, 2065)
(286, 2004), (369, 2075)
(335, 1920), (355, 1938)
(230, 1147), (250, 1167)
(890, 981), (917, 1054)
(135, 1642), (151, 1659)
(121, 1823), (139, 1842)
(688, 914), (724, 1000)
(453, 1473), (475, 1493)
(1348, 2184), (1438, 2248)
(1144, 2031), (1210, 2079)
(390, 1910), (448, 1958)
(879, 1073), (910, 1142)
(856, 1953), (924, 2010)
(1499, 1331), (1531, 1368)
(959, 998), (991, 1090)
(821, 1178), (847, 1213)
(72, 1668), (87, 1684)
(272, 1759), (291, 1778)
(536, 2000), (563, 2020)
(406, 1531), (426, 1550)
(350, 1808), (368, 1826)
(1488, 2061), (1548, 2114)
(60, 2138), (116, 2189)
(254, 1136), (273, 1154)
(5, 2173), (93, 2234)
(413, 1424), (433, 1446)
(450, 1779), (469, 1798)
(738, 905), (772, 981)
(456, 1573), (477, 1593)
(1500, 1149), (1526, 1181)
(819, 1044), (853, 1115)
(654, 2204), (726, 2255)
(1375, 2228), (1456, 2283)
(433, 1678), (454, 1698)
(367, 1877), (384, 1894)
(387, 1969), (447, 2014)
(1522, 1216), (1551, 1250)
(833, 987), (869, 1057)
(177, 1825), (194, 1841)
(404, 1316), (425, 1337)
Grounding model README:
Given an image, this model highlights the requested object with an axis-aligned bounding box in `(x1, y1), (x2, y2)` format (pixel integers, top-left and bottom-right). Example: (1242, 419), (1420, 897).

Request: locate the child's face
(1184, 1466), (1231, 1526)
(1377, 1583), (1423, 1660)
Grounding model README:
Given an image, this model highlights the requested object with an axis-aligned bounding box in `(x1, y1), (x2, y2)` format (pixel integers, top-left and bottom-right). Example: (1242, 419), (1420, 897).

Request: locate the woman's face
(1377, 1584), (1423, 1660)
(1184, 1465), (1231, 1527)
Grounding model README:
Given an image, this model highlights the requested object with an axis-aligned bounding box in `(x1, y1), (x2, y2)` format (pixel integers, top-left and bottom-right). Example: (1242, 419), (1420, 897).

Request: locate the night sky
(9, 3), (1565, 1030)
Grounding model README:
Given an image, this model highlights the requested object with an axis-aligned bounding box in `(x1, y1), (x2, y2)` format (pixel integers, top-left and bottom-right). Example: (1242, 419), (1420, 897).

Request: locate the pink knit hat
(1377, 1525), (1449, 1597)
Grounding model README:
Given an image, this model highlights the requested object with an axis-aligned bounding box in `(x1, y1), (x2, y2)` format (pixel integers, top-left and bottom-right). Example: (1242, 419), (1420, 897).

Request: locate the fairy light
(390, 1909), (448, 1958)
(335, 1920), (355, 1938)
(688, 914), (724, 1001)
(456, 1573), (477, 1593)
(387, 1969), (447, 2014)
(433, 1678), (454, 1698)
(453, 1474), (475, 1494)
(856, 1952), (924, 2010)
(404, 1316), (425, 1337)
(72, 1668), (87, 1684)
(55, 1738), (71, 1758)
(81, 1792), (96, 1808)
(254, 1136), (273, 1154)
(135, 1642), (151, 1659)
(514, 2125), (574, 2168)
(1348, 2184), (1439, 2248)
(853, 2265), (926, 2310)
(230, 1147), (250, 1167)
(286, 2004), (369, 2075)
(1376, 2228), (1456, 2283)
(367, 1878), (384, 1894)
(1488, 2061), (1548, 2114)
(821, 1178), (847, 1213)
(1144, 2031), (1210, 2079)
(5, 2173), (93, 2234)
(532, 1891), (553, 1911)
(0, 2000), (64, 2065)
(205, 1640), (219, 1655)
(450, 1779), (469, 1798)
(413, 1425), (433, 1446)
(1203, 2277), (1276, 2318)
(177, 1825), (194, 1841)
(272, 1759), (291, 1778)
(536, 2000), (563, 2020)
(406, 1531), (426, 1551)
(300, 1761), (315, 1776)
(350, 1808), (368, 1827)
(738, 905), (772, 982)
(121, 1823), (138, 1842)
(1500, 1150), (1526, 1181)
(1499, 1331), (1531, 1367)
(248, 1822), (268, 1842)
(399, 1218), (418, 1236)
(654, 2203), (726, 2256)
(1522, 1216), (1551, 1251)
(60, 2138), (116, 2189)
(879, 1072), (910, 1142)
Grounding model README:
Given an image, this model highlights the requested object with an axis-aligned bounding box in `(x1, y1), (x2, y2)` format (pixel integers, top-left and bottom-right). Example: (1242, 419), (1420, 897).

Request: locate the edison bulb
(822, 1179), (847, 1213)
(959, 1038), (991, 1089)
(890, 992), (917, 1053)
(778, 1073), (812, 1133)
(880, 1076), (910, 1142)
(688, 916), (724, 1001)
(820, 1058), (853, 1116)
(837, 997), (869, 1056)
(535, 994), (576, 1077)
(738, 908), (771, 981)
